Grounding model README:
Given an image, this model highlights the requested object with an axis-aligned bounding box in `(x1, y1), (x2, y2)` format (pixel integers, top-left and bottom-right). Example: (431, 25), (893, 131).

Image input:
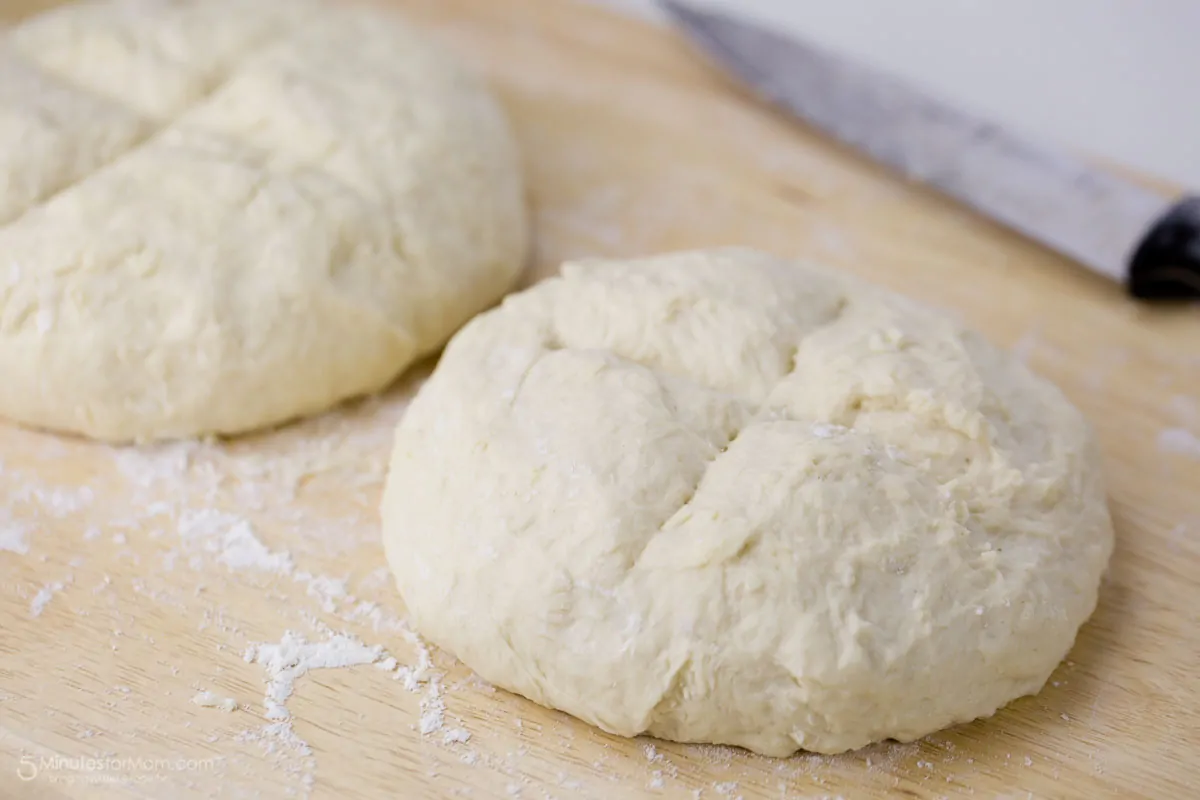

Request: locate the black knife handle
(1128, 196), (1200, 299)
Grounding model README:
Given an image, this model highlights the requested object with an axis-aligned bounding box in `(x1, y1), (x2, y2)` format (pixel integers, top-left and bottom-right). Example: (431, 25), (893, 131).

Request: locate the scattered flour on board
(11, 480), (94, 515)
(243, 630), (385, 722)
(0, 512), (32, 554)
(443, 728), (471, 745)
(236, 626), (405, 788)
(192, 691), (238, 712)
(382, 629), (456, 738)
(0, 465), (94, 554)
(300, 573), (349, 612)
(235, 719), (315, 773)
(395, 635), (436, 691)
(29, 581), (65, 617)
(178, 510), (295, 574)
(1158, 428), (1200, 460)
(417, 677), (447, 735)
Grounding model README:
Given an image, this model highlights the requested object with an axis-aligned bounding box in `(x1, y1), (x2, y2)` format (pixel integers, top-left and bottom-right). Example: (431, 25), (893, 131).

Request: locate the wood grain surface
(1, 1), (1198, 798)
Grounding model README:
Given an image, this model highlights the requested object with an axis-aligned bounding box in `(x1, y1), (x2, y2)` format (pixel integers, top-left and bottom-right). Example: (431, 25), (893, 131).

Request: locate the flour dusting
(243, 630), (385, 721)
(0, 512), (31, 554)
(417, 678), (447, 735)
(1158, 427), (1200, 460)
(300, 573), (348, 612)
(443, 727), (471, 745)
(29, 581), (65, 617)
(192, 691), (238, 712)
(178, 510), (295, 574)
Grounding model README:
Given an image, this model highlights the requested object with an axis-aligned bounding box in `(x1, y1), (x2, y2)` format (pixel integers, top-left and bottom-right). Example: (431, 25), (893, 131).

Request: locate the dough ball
(0, 0), (527, 441)
(382, 248), (1113, 756)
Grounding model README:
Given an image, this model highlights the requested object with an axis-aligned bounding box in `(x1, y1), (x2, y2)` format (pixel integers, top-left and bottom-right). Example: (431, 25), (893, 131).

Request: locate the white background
(594, 0), (1200, 188)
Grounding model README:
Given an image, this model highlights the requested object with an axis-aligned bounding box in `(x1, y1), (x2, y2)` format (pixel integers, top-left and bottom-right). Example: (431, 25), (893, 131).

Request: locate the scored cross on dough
(0, 0), (328, 223)
(0, 0), (527, 441)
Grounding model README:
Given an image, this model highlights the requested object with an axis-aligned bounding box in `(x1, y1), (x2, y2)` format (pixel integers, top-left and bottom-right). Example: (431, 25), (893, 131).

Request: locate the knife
(660, 1), (1200, 300)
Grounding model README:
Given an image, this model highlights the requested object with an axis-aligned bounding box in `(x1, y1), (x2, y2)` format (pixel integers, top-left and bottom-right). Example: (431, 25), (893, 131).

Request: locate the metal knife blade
(661, 0), (1200, 299)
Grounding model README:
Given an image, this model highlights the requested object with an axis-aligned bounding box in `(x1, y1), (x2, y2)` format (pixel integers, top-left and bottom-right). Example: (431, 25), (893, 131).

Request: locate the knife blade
(660, 0), (1200, 299)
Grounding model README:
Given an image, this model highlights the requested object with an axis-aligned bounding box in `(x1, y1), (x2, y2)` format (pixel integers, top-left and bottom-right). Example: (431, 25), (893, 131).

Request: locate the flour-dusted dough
(382, 249), (1114, 756)
(0, 0), (526, 441)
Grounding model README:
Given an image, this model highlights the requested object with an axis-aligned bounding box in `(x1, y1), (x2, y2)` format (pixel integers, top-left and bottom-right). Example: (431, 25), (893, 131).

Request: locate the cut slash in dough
(382, 248), (1113, 756)
(0, 0), (527, 441)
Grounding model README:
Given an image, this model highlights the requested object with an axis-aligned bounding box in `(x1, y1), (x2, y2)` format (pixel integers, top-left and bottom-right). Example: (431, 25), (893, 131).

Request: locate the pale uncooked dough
(0, 0), (527, 441)
(382, 248), (1113, 756)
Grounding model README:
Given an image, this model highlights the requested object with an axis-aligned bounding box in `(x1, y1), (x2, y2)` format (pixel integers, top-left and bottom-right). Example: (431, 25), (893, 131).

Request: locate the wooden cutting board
(2, 1), (1198, 798)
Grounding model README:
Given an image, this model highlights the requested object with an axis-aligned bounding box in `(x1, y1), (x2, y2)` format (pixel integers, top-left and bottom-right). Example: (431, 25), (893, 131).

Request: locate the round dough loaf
(0, 0), (527, 441)
(382, 248), (1113, 756)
